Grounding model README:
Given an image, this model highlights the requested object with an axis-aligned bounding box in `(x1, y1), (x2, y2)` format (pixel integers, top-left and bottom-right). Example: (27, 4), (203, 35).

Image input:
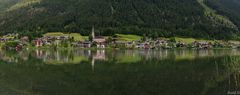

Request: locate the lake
(0, 49), (240, 95)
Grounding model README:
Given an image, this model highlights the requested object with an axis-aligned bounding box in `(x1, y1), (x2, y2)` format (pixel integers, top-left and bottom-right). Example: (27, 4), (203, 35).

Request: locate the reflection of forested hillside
(0, 55), (240, 95)
(2, 49), (240, 64)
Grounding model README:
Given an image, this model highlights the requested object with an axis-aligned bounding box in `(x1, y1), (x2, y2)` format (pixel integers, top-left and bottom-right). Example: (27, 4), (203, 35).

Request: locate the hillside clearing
(44, 32), (86, 41)
(115, 34), (142, 41)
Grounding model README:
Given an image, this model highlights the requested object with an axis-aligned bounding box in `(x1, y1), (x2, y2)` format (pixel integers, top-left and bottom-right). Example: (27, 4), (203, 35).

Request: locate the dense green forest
(0, 0), (239, 40)
(205, 0), (240, 32)
(0, 0), (18, 12)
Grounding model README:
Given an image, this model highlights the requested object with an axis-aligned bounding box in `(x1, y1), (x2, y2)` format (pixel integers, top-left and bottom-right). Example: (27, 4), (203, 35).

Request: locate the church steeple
(91, 26), (95, 39)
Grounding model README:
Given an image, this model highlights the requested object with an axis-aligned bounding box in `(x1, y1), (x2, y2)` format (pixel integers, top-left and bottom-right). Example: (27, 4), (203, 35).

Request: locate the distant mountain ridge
(0, 0), (240, 40)
(0, 0), (19, 12)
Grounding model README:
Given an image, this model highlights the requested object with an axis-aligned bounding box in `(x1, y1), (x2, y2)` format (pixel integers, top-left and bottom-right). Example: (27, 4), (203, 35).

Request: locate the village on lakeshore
(1, 27), (240, 50)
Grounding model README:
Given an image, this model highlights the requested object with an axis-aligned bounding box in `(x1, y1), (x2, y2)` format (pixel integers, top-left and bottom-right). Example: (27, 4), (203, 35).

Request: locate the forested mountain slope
(205, 0), (240, 33)
(0, 0), (239, 40)
(0, 0), (19, 12)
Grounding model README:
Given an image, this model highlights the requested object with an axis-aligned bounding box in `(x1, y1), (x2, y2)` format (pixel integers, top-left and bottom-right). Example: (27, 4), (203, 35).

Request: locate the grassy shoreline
(23, 46), (239, 51)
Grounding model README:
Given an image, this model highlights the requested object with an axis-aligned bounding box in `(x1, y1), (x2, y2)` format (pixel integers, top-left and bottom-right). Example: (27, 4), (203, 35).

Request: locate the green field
(174, 37), (240, 44)
(174, 37), (214, 44)
(44, 32), (142, 42)
(115, 34), (142, 41)
(44, 32), (87, 41)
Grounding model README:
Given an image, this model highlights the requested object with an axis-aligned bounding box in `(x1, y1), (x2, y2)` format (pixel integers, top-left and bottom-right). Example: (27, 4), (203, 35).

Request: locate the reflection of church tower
(91, 50), (106, 72)
(91, 58), (95, 72)
(92, 26), (95, 39)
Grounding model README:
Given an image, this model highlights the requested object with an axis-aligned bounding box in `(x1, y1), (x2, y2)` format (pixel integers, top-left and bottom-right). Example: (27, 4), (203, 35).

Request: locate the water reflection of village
(1, 49), (240, 86)
(32, 49), (107, 64)
(1, 49), (240, 64)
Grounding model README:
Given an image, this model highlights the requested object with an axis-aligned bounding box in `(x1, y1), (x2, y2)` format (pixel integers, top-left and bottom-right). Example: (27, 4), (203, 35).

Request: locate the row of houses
(32, 28), (107, 48)
(0, 33), (19, 42)
(112, 40), (229, 49)
(1, 32), (240, 50)
(30, 36), (240, 49)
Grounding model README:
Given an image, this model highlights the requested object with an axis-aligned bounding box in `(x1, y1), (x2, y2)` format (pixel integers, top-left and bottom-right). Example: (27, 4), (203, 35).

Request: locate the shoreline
(19, 46), (239, 51)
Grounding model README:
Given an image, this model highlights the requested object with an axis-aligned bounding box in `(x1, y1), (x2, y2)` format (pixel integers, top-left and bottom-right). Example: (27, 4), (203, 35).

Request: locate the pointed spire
(92, 26), (95, 39)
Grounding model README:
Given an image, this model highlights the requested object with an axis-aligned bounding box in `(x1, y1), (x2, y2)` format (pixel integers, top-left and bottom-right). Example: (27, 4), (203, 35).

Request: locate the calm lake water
(0, 49), (240, 95)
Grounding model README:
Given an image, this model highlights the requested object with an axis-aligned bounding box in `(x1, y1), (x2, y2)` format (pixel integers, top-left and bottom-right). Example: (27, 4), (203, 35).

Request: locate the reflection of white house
(93, 50), (106, 60)
(91, 50), (106, 71)
(35, 49), (44, 58)
(54, 40), (61, 46)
